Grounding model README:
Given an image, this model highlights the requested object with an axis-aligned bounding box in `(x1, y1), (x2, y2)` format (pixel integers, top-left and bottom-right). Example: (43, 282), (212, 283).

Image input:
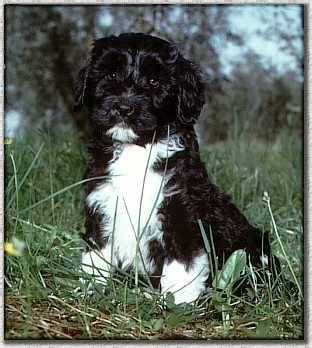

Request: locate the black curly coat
(74, 33), (276, 293)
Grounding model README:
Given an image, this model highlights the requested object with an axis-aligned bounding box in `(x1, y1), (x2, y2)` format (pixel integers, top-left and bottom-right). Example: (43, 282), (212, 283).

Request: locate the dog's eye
(106, 72), (117, 79)
(149, 78), (158, 86)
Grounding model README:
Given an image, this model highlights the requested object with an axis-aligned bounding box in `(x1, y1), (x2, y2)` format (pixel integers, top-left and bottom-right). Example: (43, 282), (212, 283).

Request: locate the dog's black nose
(119, 104), (134, 115)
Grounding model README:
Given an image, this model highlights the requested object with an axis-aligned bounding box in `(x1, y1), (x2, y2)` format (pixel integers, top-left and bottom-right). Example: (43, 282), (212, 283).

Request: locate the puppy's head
(74, 33), (205, 142)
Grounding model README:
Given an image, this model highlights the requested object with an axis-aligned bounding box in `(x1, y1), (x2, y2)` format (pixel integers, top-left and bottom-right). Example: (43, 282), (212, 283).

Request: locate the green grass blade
(263, 192), (303, 299)
(19, 176), (107, 214)
(7, 143), (44, 209)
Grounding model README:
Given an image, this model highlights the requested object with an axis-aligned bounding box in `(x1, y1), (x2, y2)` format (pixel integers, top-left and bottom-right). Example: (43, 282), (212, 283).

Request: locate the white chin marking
(106, 125), (138, 142)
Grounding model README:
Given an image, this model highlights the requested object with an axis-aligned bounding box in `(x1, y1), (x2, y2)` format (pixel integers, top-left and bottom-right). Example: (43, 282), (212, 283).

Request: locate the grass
(4, 128), (303, 340)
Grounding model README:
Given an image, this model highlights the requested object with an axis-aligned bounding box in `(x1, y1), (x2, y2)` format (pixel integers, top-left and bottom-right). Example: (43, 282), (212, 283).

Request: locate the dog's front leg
(81, 207), (113, 287)
(81, 246), (112, 287)
(160, 253), (209, 304)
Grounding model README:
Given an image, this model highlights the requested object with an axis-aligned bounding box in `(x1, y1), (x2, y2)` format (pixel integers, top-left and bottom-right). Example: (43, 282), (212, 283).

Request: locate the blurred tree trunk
(48, 24), (88, 137)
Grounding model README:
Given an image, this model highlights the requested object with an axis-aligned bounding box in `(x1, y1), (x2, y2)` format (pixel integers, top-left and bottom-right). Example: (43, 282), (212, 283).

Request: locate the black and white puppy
(74, 33), (273, 304)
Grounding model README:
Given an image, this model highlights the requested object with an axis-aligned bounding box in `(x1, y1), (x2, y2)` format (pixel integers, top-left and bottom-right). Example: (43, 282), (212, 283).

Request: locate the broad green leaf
(166, 312), (195, 328)
(167, 313), (184, 328)
(164, 292), (176, 309)
(213, 249), (246, 291)
(152, 318), (164, 331)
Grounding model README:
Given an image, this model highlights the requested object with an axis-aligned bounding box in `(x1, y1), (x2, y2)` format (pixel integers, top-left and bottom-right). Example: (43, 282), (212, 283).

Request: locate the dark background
(5, 4), (304, 143)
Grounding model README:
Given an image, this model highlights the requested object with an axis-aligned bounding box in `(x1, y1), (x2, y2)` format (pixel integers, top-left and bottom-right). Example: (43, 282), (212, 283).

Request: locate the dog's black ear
(177, 59), (205, 125)
(73, 37), (118, 112)
(73, 40), (98, 112)
(73, 65), (89, 112)
(165, 43), (180, 64)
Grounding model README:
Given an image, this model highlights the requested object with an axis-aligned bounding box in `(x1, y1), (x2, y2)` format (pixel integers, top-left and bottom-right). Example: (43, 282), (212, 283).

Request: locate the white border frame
(0, 1), (309, 346)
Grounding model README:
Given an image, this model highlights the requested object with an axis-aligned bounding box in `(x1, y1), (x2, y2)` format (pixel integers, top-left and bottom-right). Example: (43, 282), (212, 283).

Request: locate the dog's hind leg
(160, 253), (209, 304)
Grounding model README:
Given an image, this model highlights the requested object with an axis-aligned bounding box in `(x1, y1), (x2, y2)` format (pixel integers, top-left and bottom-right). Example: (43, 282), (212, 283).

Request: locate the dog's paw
(162, 287), (200, 305)
(80, 250), (111, 291)
(77, 276), (107, 297)
(160, 256), (209, 305)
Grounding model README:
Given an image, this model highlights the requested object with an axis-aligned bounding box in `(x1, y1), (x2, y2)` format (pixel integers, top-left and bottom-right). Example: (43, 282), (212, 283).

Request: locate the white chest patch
(86, 142), (171, 273)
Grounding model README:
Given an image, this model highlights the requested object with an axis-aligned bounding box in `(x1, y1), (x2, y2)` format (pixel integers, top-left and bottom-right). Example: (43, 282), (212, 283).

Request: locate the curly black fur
(75, 33), (278, 293)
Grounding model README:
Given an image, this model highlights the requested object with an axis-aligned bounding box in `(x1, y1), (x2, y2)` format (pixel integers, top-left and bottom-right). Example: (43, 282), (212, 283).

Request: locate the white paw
(161, 254), (209, 304)
(81, 249), (112, 287)
(171, 288), (201, 305)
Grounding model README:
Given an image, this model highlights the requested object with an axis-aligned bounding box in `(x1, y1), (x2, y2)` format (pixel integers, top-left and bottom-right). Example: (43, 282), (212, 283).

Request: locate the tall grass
(4, 129), (303, 339)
